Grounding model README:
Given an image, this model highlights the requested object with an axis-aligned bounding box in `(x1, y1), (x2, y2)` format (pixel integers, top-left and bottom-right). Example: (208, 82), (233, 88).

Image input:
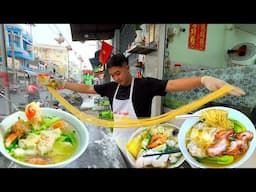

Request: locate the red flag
(99, 41), (113, 64)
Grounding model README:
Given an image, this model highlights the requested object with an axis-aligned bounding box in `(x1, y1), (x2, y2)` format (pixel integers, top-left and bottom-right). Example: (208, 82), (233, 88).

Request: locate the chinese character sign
(188, 24), (207, 51)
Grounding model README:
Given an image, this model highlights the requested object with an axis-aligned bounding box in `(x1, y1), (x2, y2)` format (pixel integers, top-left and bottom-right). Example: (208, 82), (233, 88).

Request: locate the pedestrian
(39, 53), (245, 165)
(27, 84), (40, 103)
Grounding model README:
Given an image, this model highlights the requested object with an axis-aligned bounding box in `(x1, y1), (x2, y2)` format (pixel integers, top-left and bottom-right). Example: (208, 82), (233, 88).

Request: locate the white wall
(167, 24), (256, 68)
(167, 24), (226, 67)
(144, 24), (166, 116)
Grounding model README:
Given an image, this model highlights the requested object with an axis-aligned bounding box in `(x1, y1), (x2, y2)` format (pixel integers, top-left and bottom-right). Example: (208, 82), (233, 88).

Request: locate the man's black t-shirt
(94, 77), (168, 117)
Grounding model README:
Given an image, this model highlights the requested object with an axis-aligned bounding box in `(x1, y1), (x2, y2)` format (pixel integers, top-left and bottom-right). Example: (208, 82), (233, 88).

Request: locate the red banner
(188, 24), (207, 51)
(0, 72), (9, 87)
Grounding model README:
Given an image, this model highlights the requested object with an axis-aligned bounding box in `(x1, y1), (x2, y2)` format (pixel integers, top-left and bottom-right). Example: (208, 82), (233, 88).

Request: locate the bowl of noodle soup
(0, 107), (89, 168)
(178, 106), (256, 168)
(126, 123), (185, 168)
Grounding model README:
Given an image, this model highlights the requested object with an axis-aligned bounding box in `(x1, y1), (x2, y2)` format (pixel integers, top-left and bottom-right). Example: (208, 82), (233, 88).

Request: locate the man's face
(108, 64), (130, 86)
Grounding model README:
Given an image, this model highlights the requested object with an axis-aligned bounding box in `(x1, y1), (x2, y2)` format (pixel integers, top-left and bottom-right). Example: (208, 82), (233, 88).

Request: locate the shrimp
(147, 134), (167, 149)
(5, 133), (19, 148)
(25, 102), (41, 120)
(25, 156), (50, 165)
(25, 102), (42, 130)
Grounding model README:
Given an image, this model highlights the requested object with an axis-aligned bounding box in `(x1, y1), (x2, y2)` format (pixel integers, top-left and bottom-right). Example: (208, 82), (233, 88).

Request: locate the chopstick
(142, 149), (181, 157)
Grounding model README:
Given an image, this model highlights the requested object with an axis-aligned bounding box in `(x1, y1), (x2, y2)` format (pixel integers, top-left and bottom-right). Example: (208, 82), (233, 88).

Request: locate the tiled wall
(163, 65), (256, 110)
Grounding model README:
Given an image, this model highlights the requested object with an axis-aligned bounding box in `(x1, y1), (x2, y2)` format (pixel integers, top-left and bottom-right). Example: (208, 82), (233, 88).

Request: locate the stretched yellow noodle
(47, 84), (234, 128)
(200, 109), (231, 129)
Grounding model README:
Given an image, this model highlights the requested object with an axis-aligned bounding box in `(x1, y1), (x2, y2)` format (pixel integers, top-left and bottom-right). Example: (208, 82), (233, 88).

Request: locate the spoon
(176, 114), (200, 118)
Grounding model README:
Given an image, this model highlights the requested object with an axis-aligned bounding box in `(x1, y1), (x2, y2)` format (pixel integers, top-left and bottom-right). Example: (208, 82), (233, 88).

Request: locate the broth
(5, 116), (79, 165)
(185, 119), (251, 167)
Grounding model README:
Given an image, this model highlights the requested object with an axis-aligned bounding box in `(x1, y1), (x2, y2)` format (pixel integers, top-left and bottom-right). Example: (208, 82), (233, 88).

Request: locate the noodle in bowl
(178, 106), (256, 168)
(0, 108), (89, 168)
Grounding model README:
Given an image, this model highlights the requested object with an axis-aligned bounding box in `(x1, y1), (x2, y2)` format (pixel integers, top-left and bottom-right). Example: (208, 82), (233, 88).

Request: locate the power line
(46, 24), (98, 68)
(47, 24), (59, 37)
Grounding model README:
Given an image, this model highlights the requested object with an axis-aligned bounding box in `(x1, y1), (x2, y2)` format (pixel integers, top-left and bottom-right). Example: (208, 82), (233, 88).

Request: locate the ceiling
(70, 24), (123, 41)
(235, 24), (256, 35)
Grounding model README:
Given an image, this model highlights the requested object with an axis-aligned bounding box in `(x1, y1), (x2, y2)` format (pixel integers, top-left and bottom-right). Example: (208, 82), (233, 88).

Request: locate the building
(0, 24), (34, 85)
(5, 24), (34, 70)
(33, 44), (69, 77)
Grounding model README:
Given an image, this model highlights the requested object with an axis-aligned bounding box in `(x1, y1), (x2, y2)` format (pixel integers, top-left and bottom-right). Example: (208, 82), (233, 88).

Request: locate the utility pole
(29, 24), (34, 59)
(11, 30), (16, 84)
(66, 45), (73, 80)
(0, 24), (12, 114)
(67, 51), (70, 80)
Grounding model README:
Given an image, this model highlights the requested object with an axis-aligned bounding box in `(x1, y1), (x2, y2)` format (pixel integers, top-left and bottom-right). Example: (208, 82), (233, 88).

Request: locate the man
(41, 53), (245, 162)
(27, 84), (40, 103)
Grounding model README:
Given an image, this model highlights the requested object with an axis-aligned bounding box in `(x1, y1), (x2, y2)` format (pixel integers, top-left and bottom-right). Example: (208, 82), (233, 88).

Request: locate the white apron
(112, 78), (138, 158)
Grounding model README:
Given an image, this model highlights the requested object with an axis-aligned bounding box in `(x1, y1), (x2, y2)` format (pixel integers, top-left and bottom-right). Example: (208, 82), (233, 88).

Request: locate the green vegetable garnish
(230, 119), (247, 133)
(195, 155), (234, 165)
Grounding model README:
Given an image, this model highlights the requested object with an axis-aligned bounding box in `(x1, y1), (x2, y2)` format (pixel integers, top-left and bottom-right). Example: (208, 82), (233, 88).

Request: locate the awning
(89, 50), (101, 67)
(23, 70), (38, 76)
(70, 24), (123, 41)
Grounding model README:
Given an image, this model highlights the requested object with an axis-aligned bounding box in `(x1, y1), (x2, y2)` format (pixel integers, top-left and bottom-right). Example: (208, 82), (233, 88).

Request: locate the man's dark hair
(107, 53), (128, 69)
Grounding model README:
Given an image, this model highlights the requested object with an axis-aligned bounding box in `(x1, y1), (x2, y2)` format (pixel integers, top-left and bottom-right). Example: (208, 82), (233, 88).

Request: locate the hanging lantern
(66, 45), (72, 51)
(77, 55), (84, 63)
(54, 33), (65, 44)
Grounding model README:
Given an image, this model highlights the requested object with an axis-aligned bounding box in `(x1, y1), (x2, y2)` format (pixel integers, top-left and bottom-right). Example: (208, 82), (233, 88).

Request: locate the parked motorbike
(58, 91), (83, 110)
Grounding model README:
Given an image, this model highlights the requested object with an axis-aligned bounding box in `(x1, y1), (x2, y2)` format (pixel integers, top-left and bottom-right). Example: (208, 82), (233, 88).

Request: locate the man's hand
(48, 79), (66, 89)
(201, 76), (246, 96)
(38, 76), (65, 89)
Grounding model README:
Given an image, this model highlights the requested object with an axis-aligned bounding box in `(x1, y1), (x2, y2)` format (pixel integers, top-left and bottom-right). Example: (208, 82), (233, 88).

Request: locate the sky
(21, 24), (97, 69)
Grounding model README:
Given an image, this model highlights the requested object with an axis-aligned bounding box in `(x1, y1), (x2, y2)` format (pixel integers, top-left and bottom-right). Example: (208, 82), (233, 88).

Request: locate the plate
(126, 123), (185, 168)
(178, 106), (256, 168)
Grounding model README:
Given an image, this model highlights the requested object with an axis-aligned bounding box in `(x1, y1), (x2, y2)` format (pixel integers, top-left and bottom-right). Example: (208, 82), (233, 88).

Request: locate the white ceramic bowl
(178, 106), (256, 168)
(0, 108), (89, 168)
(126, 123), (185, 168)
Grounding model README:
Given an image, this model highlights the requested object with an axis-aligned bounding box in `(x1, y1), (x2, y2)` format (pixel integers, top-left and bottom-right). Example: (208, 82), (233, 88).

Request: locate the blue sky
(21, 24), (97, 69)
(22, 24), (72, 45)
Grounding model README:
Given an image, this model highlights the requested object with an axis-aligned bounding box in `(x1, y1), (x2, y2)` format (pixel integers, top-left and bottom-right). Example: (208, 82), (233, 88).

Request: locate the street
(0, 85), (96, 122)
(0, 87), (74, 117)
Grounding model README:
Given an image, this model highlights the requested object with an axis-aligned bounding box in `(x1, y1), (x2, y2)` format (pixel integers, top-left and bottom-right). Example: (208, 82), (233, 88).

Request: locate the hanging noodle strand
(47, 84), (234, 128)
